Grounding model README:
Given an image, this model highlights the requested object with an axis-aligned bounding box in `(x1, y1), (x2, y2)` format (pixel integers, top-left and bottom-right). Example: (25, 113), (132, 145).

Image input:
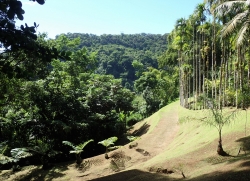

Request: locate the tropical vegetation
(1, 0), (250, 174)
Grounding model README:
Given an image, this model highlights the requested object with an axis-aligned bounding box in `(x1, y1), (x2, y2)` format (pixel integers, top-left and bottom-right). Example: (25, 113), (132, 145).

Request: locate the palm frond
(236, 22), (250, 47)
(213, 1), (246, 16)
(221, 11), (248, 37)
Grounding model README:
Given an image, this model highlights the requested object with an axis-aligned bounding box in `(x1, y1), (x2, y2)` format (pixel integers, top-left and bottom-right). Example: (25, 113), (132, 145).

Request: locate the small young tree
(205, 99), (237, 155)
(98, 137), (119, 159)
(62, 139), (94, 165)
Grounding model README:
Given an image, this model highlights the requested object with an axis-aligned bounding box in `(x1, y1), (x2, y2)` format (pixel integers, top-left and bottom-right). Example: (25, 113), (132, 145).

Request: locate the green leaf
(107, 146), (122, 151)
(75, 139), (94, 150)
(69, 150), (82, 154)
(10, 148), (33, 160)
(127, 136), (140, 142)
(98, 137), (118, 147)
(62, 141), (76, 149)
(0, 154), (14, 164)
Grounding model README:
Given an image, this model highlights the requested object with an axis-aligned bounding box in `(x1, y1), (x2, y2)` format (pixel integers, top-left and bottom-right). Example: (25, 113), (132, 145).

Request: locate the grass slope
(140, 102), (250, 180)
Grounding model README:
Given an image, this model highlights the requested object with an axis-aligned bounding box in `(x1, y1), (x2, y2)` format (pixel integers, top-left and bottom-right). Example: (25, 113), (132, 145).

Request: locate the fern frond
(98, 137), (118, 147)
(69, 150), (82, 154)
(127, 136), (140, 142)
(108, 146), (122, 151)
(0, 154), (14, 164)
(75, 139), (94, 150)
(62, 141), (76, 149)
(10, 148), (33, 160)
(0, 142), (8, 154)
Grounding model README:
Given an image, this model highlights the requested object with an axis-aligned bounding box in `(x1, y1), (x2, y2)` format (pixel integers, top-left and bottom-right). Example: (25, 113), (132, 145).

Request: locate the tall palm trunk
(198, 32), (202, 101)
(193, 27), (196, 110)
(179, 50), (185, 107)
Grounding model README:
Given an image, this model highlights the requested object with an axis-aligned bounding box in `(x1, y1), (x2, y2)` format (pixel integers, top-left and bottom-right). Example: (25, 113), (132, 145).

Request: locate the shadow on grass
(205, 135), (250, 166)
(89, 169), (179, 181)
(132, 123), (150, 137)
(14, 163), (69, 181)
(187, 169), (250, 181)
(236, 135), (250, 152)
(223, 135), (250, 165)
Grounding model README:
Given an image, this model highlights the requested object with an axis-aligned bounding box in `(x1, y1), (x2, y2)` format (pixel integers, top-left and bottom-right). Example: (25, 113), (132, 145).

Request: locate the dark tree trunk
(217, 130), (227, 156)
(76, 154), (82, 165)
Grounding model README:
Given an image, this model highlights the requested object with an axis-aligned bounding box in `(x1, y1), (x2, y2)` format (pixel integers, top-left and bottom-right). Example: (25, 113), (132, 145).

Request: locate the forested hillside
(0, 0), (178, 169)
(2, 1), (250, 180)
(61, 33), (168, 89)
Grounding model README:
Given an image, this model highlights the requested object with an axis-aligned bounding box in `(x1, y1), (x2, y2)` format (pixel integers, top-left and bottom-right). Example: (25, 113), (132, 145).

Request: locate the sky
(18, 0), (204, 39)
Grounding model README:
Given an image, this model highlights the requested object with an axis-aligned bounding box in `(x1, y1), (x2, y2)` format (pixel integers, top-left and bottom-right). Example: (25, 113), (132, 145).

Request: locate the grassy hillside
(1, 100), (250, 181)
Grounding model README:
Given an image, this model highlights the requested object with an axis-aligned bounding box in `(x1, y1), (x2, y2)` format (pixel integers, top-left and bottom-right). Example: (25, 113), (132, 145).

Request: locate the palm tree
(214, 0), (250, 48)
(213, 0), (250, 108)
(174, 18), (187, 107)
(194, 3), (209, 108)
(205, 99), (237, 155)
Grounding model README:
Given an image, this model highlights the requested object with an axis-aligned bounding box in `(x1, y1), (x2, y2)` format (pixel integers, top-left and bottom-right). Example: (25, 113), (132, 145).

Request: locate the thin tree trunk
(217, 129), (226, 156)
(179, 50), (184, 107)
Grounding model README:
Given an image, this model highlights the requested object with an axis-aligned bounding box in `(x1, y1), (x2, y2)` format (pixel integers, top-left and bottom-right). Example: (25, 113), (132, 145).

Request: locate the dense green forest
(0, 0), (178, 169)
(61, 33), (168, 89)
(163, 0), (250, 110)
(1, 0), (250, 170)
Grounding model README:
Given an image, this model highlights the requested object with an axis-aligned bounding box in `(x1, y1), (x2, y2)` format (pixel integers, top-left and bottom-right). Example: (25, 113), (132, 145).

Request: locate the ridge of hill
(60, 33), (168, 88)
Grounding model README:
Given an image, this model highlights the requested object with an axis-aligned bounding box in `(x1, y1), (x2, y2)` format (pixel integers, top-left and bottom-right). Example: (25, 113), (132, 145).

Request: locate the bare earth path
(132, 101), (179, 157)
(75, 101), (180, 181)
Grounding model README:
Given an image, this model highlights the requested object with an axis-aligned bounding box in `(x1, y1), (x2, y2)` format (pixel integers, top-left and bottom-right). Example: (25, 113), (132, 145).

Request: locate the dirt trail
(79, 102), (181, 180)
(133, 102), (179, 157)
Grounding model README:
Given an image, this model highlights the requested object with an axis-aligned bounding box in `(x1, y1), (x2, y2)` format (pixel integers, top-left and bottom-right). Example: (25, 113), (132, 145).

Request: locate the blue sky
(18, 0), (204, 39)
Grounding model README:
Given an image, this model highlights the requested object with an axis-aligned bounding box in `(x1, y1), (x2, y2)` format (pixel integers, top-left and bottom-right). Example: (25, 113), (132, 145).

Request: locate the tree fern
(98, 136), (118, 148)
(62, 139), (94, 164)
(10, 148), (33, 161)
(62, 141), (76, 150)
(98, 137), (119, 159)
